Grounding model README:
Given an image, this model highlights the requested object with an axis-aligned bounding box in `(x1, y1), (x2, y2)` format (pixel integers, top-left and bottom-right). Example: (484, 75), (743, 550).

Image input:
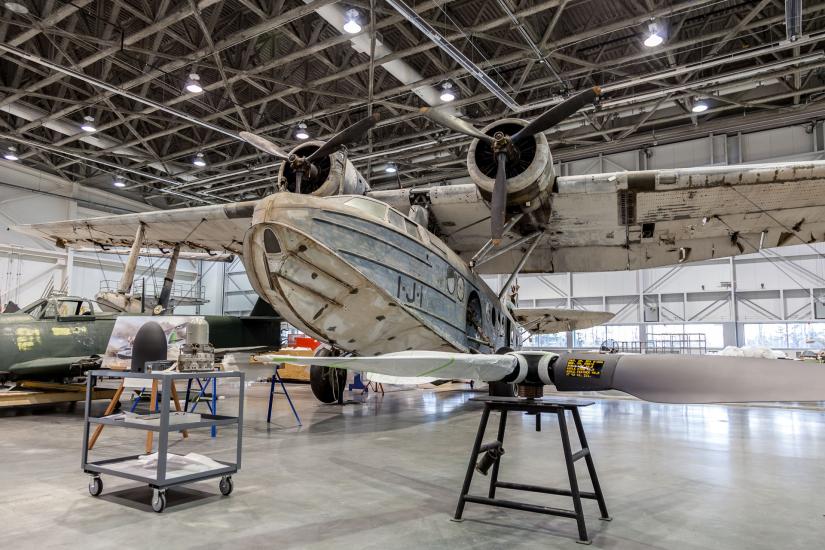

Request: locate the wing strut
(498, 230), (545, 300)
(470, 213), (524, 269)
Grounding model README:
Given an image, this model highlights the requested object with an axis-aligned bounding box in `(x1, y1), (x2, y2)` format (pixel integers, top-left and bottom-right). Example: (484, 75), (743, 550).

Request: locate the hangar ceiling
(0, 0), (823, 207)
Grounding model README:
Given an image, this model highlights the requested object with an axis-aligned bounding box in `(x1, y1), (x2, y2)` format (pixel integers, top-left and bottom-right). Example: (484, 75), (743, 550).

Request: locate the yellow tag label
(51, 327), (72, 336)
(565, 358), (605, 378)
(16, 327), (41, 351)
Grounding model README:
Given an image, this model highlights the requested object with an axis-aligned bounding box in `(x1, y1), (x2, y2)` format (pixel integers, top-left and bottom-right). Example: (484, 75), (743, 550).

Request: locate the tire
(151, 490), (166, 513)
(488, 381), (517, 397)
(88, 477), (102, 497)
(309, 346), (347, 404)
(219, 476), (233, 496)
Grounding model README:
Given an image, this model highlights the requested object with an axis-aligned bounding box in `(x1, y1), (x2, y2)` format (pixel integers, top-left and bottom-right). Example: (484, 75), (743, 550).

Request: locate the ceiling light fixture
(691, 99), (709, 113)
(643, 22), (664, 48)
(4, 2), (28, 15)
(3, 146), (18, 161)
(295, 122), (310, 140)
(80, 115), (97, 132)
(385, 163), (398, 173)
(185, 73), (203, 94)
(440, 81), (456, 102)
(193, 152), (207, 167)
(343, 8), (362, 34)
(113, 174), (126, 188)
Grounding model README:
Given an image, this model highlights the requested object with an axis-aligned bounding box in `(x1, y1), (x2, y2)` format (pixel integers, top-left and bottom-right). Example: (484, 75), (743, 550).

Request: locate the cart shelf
(89, 413), (239, 432)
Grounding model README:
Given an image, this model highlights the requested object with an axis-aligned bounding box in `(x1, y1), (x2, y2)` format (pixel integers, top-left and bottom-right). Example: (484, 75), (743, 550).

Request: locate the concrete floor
(2, 382), (825, 549)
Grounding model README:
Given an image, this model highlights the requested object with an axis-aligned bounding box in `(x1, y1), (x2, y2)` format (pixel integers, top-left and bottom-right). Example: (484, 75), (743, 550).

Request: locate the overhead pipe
(786, 0), (803, 41)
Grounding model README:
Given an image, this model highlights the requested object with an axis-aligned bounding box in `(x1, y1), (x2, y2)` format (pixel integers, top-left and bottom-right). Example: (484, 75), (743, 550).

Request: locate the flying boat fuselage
(242, 193), (516, 357)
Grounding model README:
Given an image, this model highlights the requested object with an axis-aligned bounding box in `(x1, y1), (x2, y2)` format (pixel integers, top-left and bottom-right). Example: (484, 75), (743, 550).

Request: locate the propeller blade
(554, 352), (825, 404)
(255, 350), (518, 381)
(294, 170), (303, 194)
(491, 153), (508, 245)
(306, 113), (380, 162)
(419, 107), (493, 142)
(511, 86), (601, 144)
(239, 131), (290, 160)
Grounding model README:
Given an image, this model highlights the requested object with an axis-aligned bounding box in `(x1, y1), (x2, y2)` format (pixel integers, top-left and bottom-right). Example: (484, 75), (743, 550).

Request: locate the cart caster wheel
(88, 477), (102, 497)
(219, 476), (233, 496)
(151, 490), (167, 513)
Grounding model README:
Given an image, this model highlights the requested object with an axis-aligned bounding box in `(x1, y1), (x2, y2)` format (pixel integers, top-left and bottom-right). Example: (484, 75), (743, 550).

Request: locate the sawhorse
(267, 364), (301, 426)
(454, 396), (611, 545)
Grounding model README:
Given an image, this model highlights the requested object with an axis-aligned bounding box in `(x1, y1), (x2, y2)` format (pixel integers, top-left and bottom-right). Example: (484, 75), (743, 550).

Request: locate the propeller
(239, 132), (290, 160)
(419, 107), (492, 142)
(421, 87), (602, 245)
(554, 352), (825, 404)
(256, 349), (825, 404)
(511, 86), (601, 144)
(306, 113), (380, 162)
(240, 113), (380, 190)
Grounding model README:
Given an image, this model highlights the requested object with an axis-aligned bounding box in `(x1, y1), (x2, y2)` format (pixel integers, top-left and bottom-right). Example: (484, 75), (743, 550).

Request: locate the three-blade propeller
(240, 113), (380, 193)
(421, 87), (602, 244)
(256, 349), (825, 404)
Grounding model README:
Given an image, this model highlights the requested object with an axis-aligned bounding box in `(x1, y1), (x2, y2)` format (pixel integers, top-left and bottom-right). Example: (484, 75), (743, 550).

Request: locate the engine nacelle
(277, 142), (369, 196)
(467, 119), (554, 216)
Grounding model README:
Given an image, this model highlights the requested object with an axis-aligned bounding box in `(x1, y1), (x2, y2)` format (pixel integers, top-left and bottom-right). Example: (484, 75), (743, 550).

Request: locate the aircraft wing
(513, 308), (614, 333)
(373, 162), (825, 274)
(5, 356), (94, 377)
(11, 201), (257, 256)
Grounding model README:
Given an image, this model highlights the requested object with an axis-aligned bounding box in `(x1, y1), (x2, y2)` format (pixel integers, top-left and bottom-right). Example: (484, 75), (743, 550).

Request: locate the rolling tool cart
(81, 370), (244, 513)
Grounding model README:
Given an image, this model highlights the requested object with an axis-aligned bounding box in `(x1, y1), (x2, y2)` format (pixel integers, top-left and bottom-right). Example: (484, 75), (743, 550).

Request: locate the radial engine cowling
(467, 119), (554, 214)
(278, 142), (369, 196)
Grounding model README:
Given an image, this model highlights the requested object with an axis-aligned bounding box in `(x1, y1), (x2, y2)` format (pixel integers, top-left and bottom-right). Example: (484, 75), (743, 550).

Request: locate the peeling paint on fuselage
(243, 194), (517, 357)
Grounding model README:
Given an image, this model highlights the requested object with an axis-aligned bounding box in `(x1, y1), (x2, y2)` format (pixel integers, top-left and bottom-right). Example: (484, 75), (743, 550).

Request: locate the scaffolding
(609, 333), (708, 355)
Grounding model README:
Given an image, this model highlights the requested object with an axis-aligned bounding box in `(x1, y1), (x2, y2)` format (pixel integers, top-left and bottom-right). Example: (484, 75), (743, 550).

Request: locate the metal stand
(454, 396), (611, 545)
(267, 364), (301, 426)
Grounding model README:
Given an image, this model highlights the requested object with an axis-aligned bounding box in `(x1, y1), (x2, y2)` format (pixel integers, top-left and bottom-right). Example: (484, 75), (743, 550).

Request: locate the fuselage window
(446, 269), (457, 294)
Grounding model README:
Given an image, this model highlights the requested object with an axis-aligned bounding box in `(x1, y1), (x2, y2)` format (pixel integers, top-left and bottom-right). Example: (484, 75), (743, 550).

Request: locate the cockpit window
(343, 197), (388, 220)
(387, 208), (406, 231)
(403, 218), (419, 239)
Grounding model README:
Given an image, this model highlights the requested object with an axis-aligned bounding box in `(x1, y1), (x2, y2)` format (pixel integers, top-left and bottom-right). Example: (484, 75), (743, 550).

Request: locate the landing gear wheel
(219, 476), (233, 496)
(151, 489), (167, 513)
(310, 346), (347, 404)
(488, 381), (518, 397)
(88, 476), (102, 497)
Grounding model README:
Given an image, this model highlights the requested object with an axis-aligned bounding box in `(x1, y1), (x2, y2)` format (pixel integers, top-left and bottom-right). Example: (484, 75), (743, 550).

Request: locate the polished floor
(2, 382), (824, 549)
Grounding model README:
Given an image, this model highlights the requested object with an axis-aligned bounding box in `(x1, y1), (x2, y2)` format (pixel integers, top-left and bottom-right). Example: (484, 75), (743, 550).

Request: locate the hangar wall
(0, 162), (222, 314)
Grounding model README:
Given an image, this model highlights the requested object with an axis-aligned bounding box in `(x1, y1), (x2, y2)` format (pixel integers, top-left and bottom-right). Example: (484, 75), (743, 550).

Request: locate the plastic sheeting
(717, 346), (788, 359)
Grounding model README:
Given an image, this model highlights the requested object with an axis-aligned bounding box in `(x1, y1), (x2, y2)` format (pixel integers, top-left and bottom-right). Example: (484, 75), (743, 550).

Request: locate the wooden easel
(87, 378), (188, 452)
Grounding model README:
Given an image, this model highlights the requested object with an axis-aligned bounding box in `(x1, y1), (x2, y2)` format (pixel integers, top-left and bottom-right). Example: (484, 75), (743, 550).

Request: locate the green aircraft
(0, 294), (282, 381)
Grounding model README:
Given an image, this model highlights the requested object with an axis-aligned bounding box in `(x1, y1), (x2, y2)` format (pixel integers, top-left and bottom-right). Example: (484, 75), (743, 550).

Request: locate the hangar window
(343, 197), (387, 220)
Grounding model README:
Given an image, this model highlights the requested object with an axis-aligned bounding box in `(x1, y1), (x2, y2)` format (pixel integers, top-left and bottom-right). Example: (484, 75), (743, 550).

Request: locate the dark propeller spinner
(422, 87), (601, 244)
